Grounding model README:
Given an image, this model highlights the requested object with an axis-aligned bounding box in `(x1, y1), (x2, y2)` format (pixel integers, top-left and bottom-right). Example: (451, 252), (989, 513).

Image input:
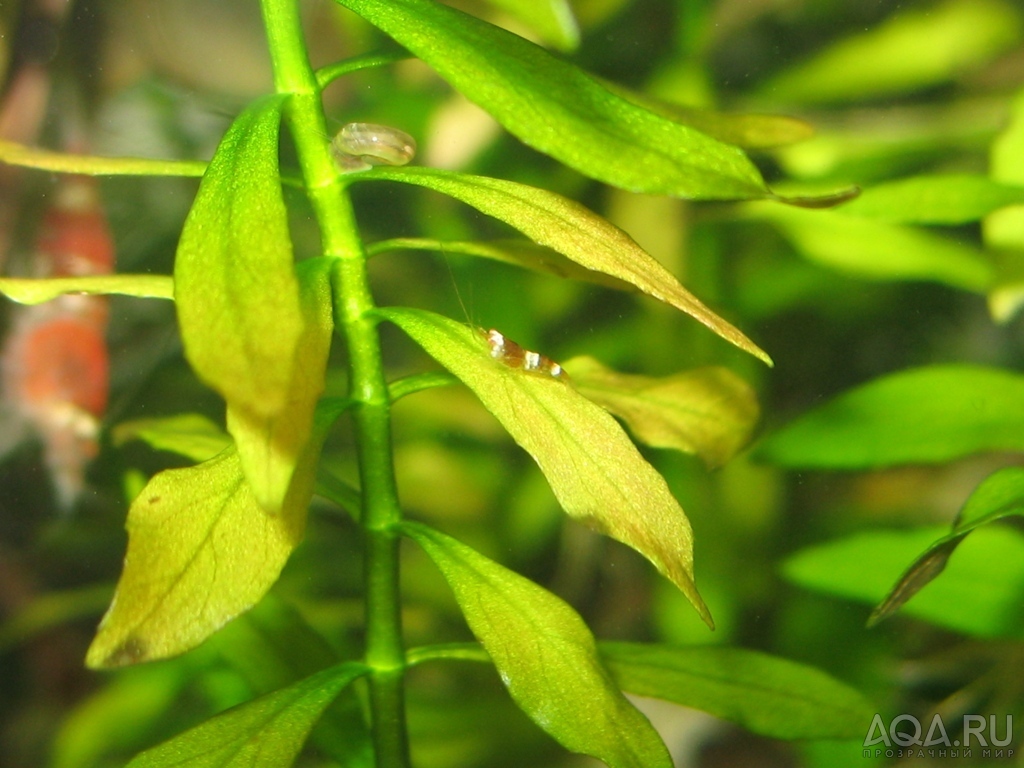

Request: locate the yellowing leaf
(565, 356), (759, 467)
(125, 662), (368, 767)
(225, 260), (333, 515)
(360, 167), (770, 365)
(404, 522), (673, 768)
(0, 274), (174, 304)
(175, 94), (331, 513)
(85, 444), (316, 669)
(381, 307), (712, 626)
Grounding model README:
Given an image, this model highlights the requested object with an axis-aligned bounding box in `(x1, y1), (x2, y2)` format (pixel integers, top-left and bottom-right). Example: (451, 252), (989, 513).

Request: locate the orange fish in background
(2, 174), (113, 509)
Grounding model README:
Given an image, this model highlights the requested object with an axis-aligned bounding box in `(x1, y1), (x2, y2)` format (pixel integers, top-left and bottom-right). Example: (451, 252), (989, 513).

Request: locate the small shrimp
(2, 175), (112, 508)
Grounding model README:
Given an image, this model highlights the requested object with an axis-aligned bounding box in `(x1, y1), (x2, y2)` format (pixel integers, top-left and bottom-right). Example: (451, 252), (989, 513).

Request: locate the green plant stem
(260, 1), (409, 766)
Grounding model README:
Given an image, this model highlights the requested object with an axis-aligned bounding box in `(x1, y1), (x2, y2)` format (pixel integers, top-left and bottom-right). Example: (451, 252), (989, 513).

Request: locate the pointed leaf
(745, 204), (993, 291)
(85, 443), (318, 668)
(333, 0), (768, 199)
(0, 274), (174, 304)
(381, 307), (712, 625)
(112, 414), (231, 463)
(756, 0), (1022, 105)
(600, 643), (875, 740)
(869, 467), (1024, 626)
(783, 526), (1024, 638)
(125, 662), (368, 768)
(176, 96), (330, 513)
(757, 365), (1024, 469)
(361, 167), (770, 364)
(210, 596), (372, 766)
(482, 0), (578, 51)
(403, 521), (672, 768)
(565, 356), (759, 467)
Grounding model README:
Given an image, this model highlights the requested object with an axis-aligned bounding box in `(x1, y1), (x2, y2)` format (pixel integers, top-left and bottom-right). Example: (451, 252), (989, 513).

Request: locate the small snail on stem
(331, 122), (417, 173)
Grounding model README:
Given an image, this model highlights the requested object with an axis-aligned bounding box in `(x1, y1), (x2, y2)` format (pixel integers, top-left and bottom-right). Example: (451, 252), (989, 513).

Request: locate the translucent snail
(331, 122), (417, 173)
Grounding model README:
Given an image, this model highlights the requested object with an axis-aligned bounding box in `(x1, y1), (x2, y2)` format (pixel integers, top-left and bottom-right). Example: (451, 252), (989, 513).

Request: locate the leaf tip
(771, 185), (862, 209)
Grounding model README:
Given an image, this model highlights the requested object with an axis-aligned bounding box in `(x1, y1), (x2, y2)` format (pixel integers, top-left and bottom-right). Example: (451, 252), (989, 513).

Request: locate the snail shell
(332, 122), (417, 173)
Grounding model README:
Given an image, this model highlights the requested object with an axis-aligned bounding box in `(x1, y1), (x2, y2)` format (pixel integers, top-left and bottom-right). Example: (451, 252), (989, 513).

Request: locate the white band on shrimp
(332, 122), (417, 173)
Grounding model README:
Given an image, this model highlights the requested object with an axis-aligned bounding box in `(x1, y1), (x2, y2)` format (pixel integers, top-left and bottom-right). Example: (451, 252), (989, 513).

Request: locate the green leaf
(211, 595), (372, 766)
(381, 307), (712, 626)
(599, 643), (875, 740)
(482, 0), (578, 51)
(112, 414), (231, 463)
(176, 97), (331, 513)
(840, 175), (1024, 224)
(756, 0), (1022, 105)
(756, 365), (1024, 469)
(360, 167), (770, 364)
(0, 274), (174, 304)
(869, 467), (1024, 626)
(565, 356), (759, 467)
(745, 204), (993, 291)
(403, 521), (673, 768)
(783, 526), (1024, 638)
(125, 662), (368, 768)
(333, 0), (769, 199)
(0, 138), (207, 177)
(85, 444), (317, 668)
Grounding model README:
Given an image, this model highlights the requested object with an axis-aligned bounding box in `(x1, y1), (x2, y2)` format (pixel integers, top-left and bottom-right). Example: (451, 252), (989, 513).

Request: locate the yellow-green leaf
(841, 174), (1024, 224)
(0, 139), (207, 177)
(85, 444), (315, 669)
(175, 94), (330, 513)
(0, 274), (174, 304)
(746, 203), (993, 292)
(565, 356), (759, 467)
(112, 414), (231, 463)
(360, 167), (770, 365)
(381, 307), (712, 626)
(125, 662), (368, 768)
(404, 522), (672, 768)
(224, 259), (333, 515)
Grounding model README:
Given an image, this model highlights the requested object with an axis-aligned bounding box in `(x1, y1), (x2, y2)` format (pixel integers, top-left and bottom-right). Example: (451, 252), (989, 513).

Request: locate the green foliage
(2, 0), (1023, 766)
(758, 365), (1024, 468)
(405, 522), (673, 768)
(334, 0), (770, 199)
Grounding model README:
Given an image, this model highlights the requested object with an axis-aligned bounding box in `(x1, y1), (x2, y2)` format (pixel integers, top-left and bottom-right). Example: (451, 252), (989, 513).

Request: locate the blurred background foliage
(1, 0), (1023, 766)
